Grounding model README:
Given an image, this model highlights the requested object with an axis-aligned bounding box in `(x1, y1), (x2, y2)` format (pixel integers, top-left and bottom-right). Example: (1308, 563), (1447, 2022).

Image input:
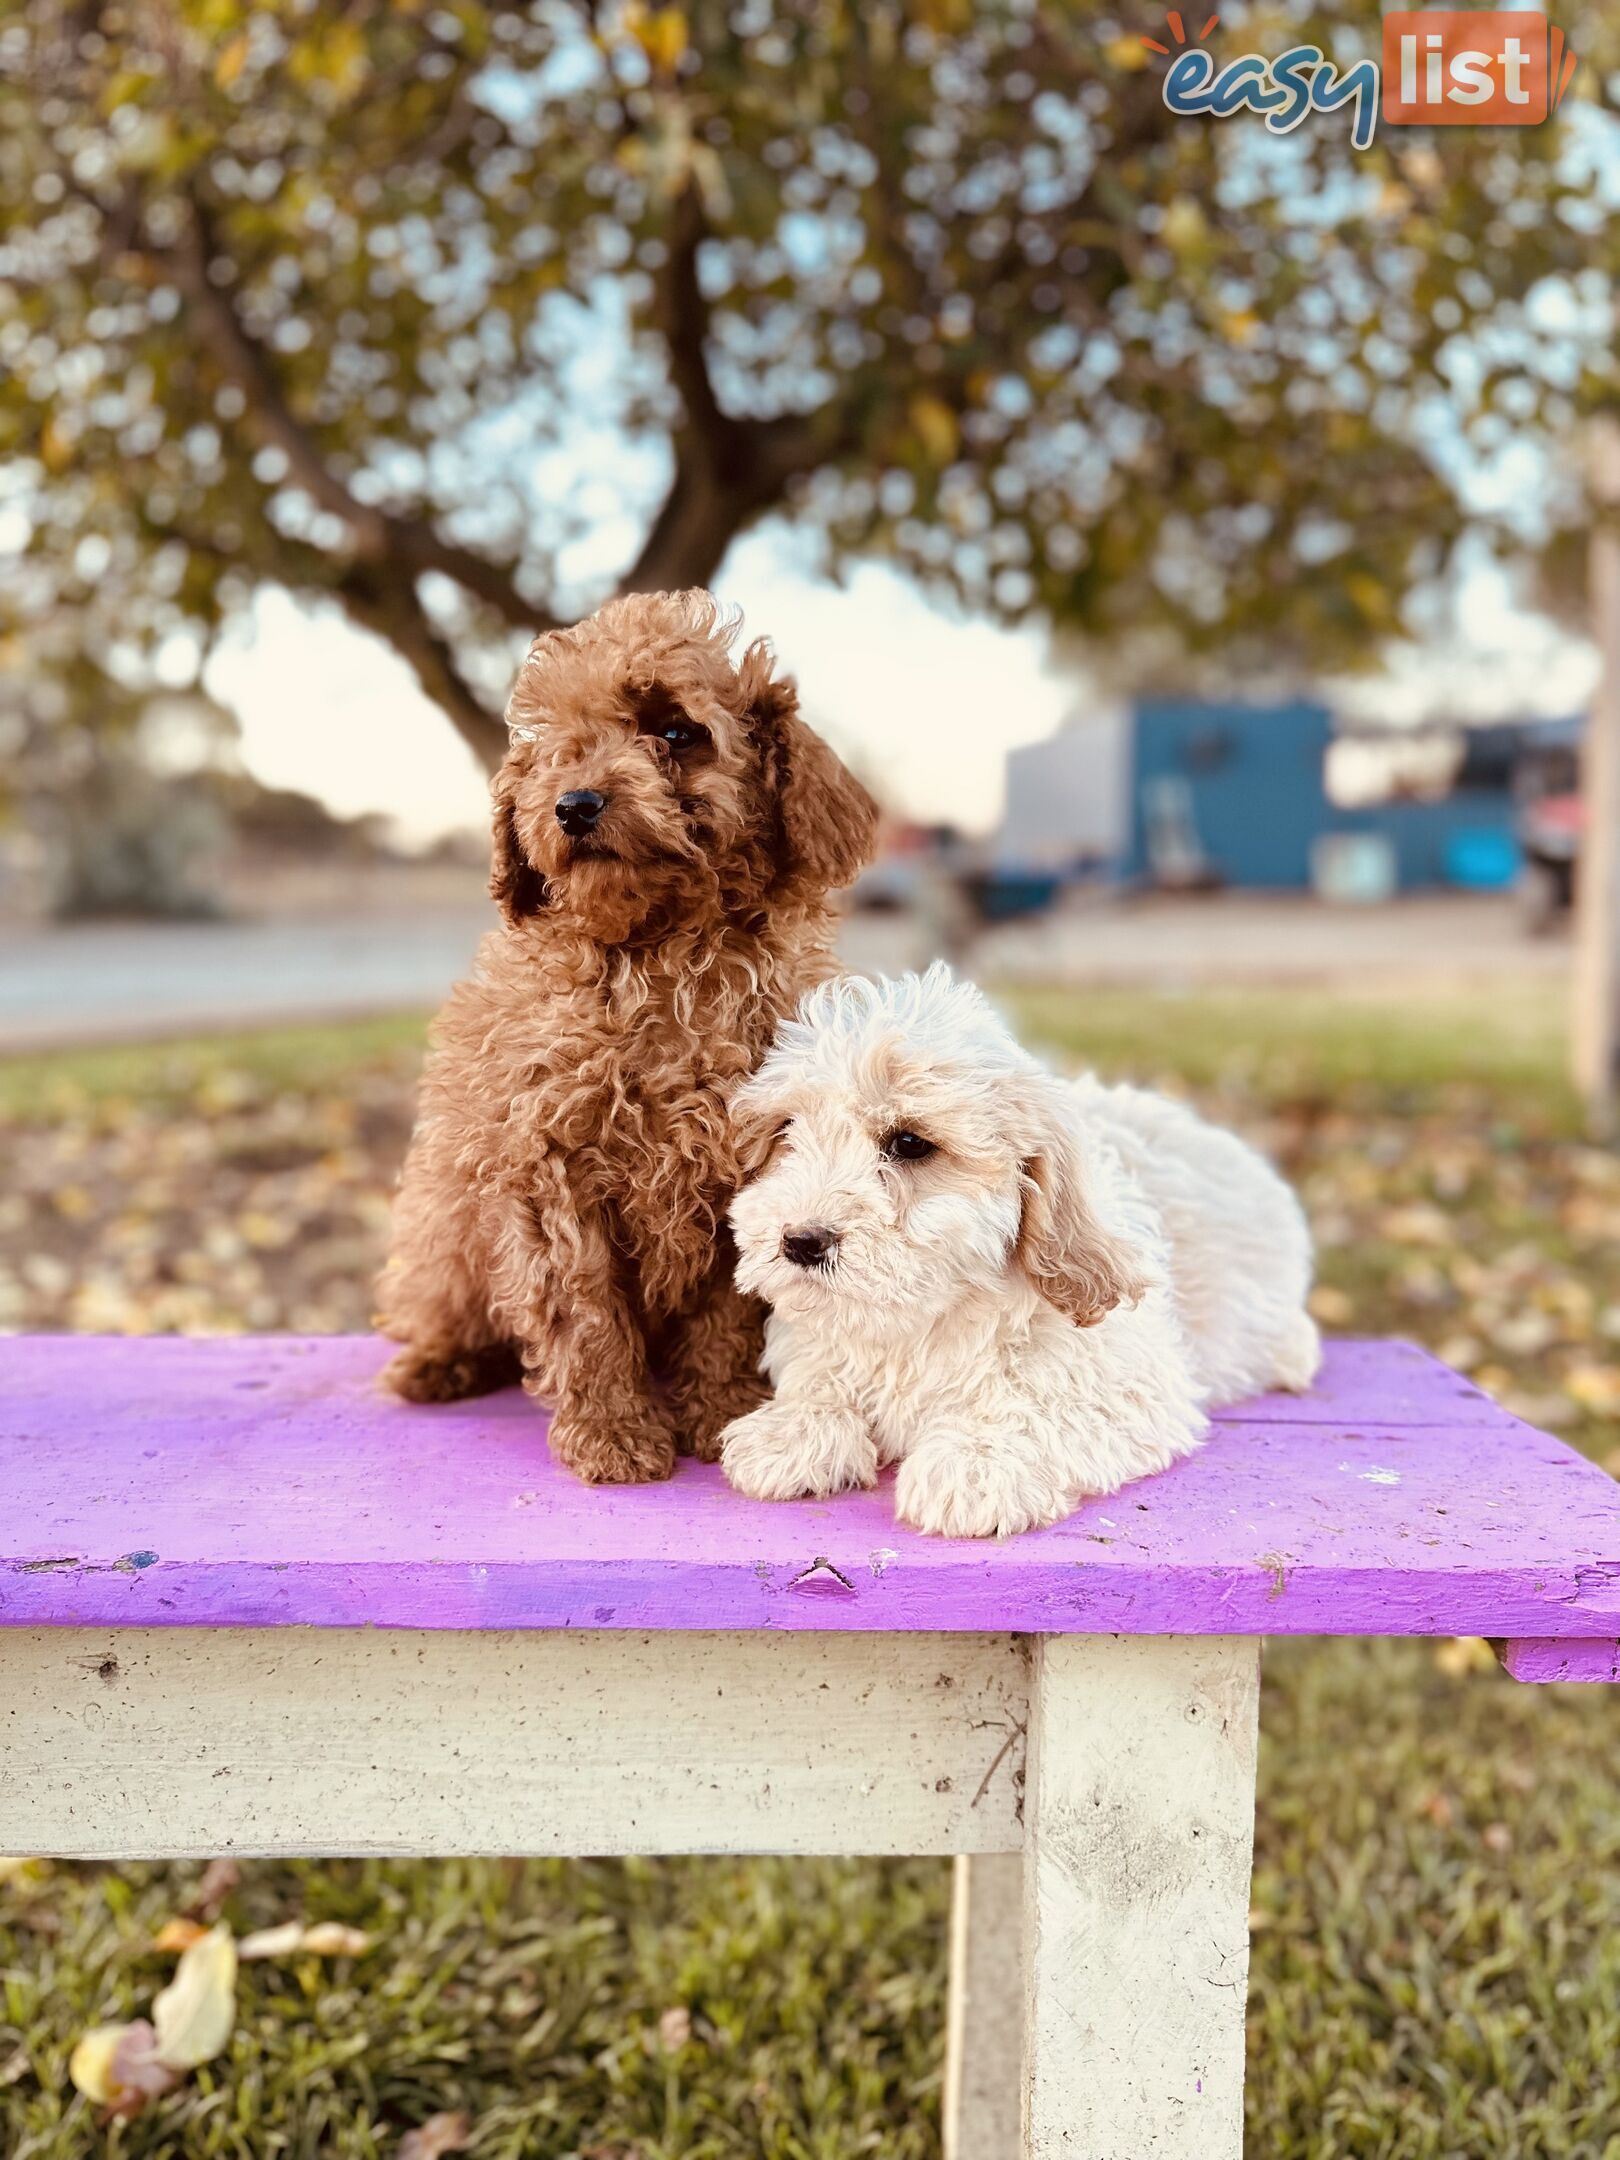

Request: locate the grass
(0, 1013), (426, 1123)
(1004, 978), (1579, 1124)
(3, 981), (1619, 2156)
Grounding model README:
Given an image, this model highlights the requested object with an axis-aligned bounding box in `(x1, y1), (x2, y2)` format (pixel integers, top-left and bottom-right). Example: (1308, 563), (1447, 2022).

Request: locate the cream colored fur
(719, 965), (1320, 1537)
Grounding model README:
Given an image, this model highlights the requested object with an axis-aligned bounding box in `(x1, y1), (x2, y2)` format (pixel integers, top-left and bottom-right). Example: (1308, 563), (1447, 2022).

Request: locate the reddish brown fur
(376, 590), (878, 1483)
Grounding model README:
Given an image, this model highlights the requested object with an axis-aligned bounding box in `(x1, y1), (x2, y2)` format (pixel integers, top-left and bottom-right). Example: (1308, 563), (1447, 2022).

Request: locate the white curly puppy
(719, 965), (1319, 1537)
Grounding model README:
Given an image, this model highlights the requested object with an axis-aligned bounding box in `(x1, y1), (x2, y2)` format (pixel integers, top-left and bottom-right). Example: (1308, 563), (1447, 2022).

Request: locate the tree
(1, 0), (1613, 773)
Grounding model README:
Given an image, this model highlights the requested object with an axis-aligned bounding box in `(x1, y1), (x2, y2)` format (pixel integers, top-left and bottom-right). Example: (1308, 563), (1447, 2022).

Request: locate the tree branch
(169, 193), (551, 639)
(335, 564), (509, 771)
(620, 180), (841, 595)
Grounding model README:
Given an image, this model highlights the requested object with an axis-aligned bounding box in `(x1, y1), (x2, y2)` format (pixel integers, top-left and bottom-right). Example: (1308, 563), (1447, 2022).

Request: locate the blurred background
(3, 3), (1620, 2155)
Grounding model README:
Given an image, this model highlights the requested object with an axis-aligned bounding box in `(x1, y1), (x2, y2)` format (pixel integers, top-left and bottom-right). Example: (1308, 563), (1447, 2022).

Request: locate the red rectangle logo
(1383, 10), (1562, 125)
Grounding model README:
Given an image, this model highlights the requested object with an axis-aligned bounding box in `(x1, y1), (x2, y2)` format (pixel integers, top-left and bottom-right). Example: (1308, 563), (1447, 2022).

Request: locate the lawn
(3, 982), (1619, 2158)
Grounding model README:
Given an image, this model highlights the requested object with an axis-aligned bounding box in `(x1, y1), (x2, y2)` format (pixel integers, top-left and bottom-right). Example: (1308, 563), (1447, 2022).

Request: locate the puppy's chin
(543, 850), (664, 942)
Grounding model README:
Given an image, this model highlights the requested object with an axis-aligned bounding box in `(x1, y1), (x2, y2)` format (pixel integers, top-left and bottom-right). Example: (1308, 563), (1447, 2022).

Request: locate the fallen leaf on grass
(0, 2042), (30, 2089)
(1562, 1362), (1620, 1413)
(238, 1920), (371, 1960)
(236, 1922), (304, 1961)
(186, 1857), (241, 1920)
(657, 2005), (692, 2053)
(152, 1918), (209, 1953)
(1433, 1637), (1497, 1677)
(152, 1923), (237, 2068)
(300, 1922), (371, 1956)
(69, 2020), (179, 2117)
(69, 1925), (238, 2121)
(398, 2111), (473, 2159)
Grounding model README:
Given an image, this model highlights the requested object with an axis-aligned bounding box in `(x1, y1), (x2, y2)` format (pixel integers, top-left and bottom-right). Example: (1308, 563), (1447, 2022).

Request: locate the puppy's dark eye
(881, 1130), (936, 1163)
(629, 681), (710, 755)
(648, 718), (708, 752)
(639, 708), (708, 751)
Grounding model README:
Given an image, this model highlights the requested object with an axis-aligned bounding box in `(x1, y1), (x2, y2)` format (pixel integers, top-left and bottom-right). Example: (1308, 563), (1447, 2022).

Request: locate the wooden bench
(5, 1334), (1619, 2156)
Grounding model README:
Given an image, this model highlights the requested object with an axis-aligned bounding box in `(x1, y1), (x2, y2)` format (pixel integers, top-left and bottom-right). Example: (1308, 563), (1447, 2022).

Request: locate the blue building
(1113, 700), (1575, 894)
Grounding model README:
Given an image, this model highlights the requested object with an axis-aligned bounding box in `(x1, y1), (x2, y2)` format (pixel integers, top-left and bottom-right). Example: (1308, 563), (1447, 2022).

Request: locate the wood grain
(1021, 1635), (1261, 2159)
(0, 1626), (1030, 1859)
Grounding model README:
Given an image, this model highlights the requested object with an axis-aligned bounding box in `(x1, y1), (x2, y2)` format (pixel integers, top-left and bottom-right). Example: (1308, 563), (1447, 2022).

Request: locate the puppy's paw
(549, 1403), (677, 1485)
(720, 1400), (877, 1503)
(383, 1342), (521, 1404)
(894, 1433), (1060, 1539)
(674, 1369), (772, 1463)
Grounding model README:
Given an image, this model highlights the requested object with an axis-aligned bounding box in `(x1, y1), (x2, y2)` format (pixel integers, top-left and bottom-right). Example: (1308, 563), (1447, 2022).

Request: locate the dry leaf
(0, 1857), (45, 1887)
(236, 1922), (306, 1962)
(1433, 1637), (1497, 1677)
(298, 1922), (371, 1957)
(152, 1924), (237, 2069)
(187, 1858), (241, 1920)
(1308, 1285), (1354, 1327)
(69, 2021), (179, 2117)
(0, 2042), (30, 2089)
(657, 2005), (692, 2053)
(239, 1920), (370, 1960)
(152, 1918), (209, 1954)
(398, 2111), (474, 2159)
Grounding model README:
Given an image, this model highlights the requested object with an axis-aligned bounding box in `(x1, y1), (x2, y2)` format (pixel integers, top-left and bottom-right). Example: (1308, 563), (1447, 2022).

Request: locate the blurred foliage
(0, 1), (1615, 767)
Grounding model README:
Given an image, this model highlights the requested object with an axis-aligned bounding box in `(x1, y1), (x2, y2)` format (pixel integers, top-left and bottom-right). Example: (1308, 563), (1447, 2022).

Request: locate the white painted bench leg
(944, 1853), (1024, 2160)
(1021, 1635), (1261, 2159)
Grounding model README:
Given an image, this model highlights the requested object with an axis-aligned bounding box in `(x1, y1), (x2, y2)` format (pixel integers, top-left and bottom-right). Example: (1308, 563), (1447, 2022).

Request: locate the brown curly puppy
(376, 589), (878, 1484)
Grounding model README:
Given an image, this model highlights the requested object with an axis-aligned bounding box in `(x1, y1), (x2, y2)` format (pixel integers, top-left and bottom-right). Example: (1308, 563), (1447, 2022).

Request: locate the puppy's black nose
(555, 789), (607, 836)
(782, 1225), (839, 1269)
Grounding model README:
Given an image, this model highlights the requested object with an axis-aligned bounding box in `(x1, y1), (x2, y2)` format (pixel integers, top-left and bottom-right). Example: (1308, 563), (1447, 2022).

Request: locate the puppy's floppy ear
(741, 640), (878, 896)
(1014, 1077), (1151, 1328)
(728, 1068), (792, 1180)
(490, 778), (547, 923)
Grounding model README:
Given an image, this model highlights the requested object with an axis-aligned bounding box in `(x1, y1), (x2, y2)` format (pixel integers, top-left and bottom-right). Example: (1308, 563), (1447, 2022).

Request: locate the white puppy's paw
(720, 1400), (878, 1503)
(894, 1432), (1064, 1539)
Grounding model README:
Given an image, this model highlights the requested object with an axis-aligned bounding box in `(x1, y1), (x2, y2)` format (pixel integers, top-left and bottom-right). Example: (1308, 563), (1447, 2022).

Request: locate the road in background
(2, 888), (1567, 1051)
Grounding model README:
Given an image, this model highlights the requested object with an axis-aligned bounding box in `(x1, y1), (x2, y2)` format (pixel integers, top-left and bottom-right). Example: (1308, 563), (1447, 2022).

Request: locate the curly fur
(376, 589), (878, 1484)
(720, 965), (1320, 1536)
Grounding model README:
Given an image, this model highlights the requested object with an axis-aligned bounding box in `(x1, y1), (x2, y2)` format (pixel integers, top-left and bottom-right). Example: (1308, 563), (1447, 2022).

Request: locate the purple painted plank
(1498, 1637), (1620, 1684)
(1212, 1337), (1517, 1428)
(3, 1336), (1618, 1645)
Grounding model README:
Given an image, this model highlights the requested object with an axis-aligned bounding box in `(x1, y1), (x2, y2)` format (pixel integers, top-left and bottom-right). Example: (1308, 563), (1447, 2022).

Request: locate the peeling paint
(1254, 1554), (1290, 1600)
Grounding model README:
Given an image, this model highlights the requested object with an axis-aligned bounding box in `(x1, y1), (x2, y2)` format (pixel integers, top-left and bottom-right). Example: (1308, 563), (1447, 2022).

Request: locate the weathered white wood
(944, 1853), (1024, 2160)
(0, 1628), (1029, 1860)
(1021, 1635), (1260, 2159)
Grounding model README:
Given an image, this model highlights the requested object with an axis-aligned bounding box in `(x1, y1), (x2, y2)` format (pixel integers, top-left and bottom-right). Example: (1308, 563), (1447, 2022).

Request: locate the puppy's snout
(781, 1224), (839, 1270)
(555, 788), (607, 836)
